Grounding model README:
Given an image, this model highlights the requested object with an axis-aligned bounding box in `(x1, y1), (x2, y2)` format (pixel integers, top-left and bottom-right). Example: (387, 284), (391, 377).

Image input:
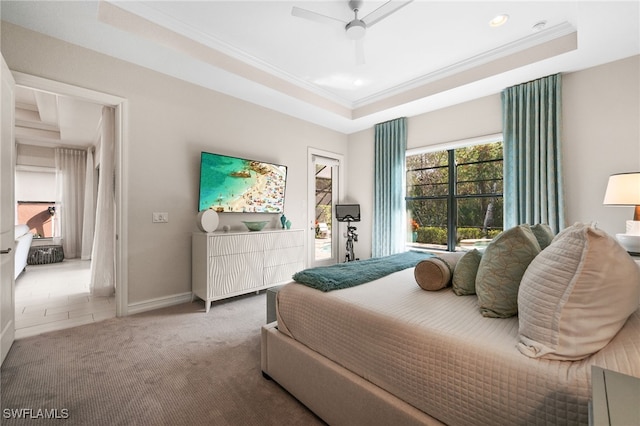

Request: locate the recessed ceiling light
(532, 21), (547, 32)
(489, 14), (509, 28)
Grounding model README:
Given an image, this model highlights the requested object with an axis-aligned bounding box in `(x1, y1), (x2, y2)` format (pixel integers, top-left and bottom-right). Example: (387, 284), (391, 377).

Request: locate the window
(406, 140), (503, 251)
(17, 201), (56, 238)
(15, 168), (58, 239)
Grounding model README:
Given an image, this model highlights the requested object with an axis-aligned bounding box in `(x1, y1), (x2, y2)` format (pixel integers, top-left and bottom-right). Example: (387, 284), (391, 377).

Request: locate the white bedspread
(276, 268), (640, 426)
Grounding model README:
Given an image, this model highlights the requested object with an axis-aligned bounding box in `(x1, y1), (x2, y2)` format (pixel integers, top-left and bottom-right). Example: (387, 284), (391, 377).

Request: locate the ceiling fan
(292, 0), (413, 65)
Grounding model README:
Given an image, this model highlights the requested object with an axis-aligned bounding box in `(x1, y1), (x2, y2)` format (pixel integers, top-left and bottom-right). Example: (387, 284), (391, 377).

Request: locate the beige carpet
(1, 293), (325, 425)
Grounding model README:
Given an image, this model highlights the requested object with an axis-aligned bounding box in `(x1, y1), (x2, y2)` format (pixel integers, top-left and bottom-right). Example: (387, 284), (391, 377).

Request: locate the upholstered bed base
(261, 322), (444, 426)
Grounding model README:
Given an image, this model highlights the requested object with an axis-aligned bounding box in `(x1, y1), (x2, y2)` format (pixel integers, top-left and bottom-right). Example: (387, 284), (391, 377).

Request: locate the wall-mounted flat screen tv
(198, 151), (287, 213)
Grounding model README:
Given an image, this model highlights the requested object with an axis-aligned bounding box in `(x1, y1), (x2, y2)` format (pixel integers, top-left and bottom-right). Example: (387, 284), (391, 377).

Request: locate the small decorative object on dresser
(196, 209), (219, 233)
(242, 221), (269, 232)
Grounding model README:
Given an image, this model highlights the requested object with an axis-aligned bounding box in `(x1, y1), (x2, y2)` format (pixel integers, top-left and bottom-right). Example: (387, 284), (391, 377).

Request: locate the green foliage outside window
(414, 227), (502, 246)
(406, 141), (504, 250)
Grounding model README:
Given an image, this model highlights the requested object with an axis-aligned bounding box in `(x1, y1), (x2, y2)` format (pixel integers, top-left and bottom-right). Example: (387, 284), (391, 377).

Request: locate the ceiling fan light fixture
(346, 20), (366, 40)
(489, 14), (509, 27)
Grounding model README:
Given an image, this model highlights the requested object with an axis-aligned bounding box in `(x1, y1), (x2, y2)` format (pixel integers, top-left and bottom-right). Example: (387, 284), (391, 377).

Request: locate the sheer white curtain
(90, 107), (116, 297)
(55, 148), (87, 259)
(81, 147), (95, 260)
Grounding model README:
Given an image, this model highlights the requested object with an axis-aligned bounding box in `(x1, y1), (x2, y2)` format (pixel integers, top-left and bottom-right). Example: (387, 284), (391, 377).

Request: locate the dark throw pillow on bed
(452, 249), (482, 296)
(475, 224), (541, 318)
(530, 223), (555, 250)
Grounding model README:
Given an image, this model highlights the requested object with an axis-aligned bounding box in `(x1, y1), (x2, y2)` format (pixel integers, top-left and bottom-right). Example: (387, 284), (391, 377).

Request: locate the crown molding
(105, 1), (355, 109)
(353, 22), (577, 109)
(104, 2), (578, 118)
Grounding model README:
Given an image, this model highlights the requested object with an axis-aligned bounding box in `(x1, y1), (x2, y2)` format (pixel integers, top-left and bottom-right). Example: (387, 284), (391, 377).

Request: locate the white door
(0, 55), (16, 364)
(308, 149), (343, 267)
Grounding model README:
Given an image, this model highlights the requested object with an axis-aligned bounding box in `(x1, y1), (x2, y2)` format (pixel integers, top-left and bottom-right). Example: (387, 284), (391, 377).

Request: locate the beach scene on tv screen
(199, 153), (286, 213)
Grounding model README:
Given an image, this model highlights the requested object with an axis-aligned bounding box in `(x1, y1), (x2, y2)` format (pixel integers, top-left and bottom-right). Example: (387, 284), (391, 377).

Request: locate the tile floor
(14, 259), (116, 339)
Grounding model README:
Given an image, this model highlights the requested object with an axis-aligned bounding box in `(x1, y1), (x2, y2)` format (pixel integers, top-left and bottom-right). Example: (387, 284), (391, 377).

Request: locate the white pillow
(517, 223), (640, 360)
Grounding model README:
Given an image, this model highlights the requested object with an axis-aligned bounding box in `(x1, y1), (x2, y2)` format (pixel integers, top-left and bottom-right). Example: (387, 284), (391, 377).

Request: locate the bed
(260, 244), (640, 425)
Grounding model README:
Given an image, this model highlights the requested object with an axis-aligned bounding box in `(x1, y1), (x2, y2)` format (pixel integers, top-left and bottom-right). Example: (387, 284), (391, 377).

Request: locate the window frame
(405, 133), (504, 252)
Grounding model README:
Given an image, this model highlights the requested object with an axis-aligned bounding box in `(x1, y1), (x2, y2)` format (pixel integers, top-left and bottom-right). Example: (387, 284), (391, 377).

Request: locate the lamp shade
(603, 172), (640, 204)
(603, 172), (640, 222)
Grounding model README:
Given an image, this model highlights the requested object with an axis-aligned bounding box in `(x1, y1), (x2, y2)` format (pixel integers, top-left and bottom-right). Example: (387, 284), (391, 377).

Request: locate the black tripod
(344, 218), (359, 262)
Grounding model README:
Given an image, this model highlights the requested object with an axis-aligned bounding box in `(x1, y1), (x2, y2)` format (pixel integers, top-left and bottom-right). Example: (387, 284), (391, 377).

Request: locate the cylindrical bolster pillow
(414, 252), (466, 291)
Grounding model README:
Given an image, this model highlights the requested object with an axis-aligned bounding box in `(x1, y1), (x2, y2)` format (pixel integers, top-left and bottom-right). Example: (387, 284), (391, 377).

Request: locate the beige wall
(2, 21), (638, 307)
(1, 22), (348, 306)
(563, 55), (640, 233)
(348, 55), (640, 258)
(16, 144), (55, 168)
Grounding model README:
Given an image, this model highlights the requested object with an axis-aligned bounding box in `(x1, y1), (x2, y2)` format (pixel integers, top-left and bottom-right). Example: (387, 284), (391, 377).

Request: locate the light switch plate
(152, 212), (168, 223)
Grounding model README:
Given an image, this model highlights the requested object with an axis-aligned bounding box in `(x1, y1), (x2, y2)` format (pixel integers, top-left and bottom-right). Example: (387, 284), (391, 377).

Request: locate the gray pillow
(530, 223), (555, 250)
(475, 224), (541, 318)
(452, 249), (482, 296)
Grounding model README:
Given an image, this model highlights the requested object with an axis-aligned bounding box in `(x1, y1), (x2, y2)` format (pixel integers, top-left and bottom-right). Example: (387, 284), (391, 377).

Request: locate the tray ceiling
(2, 1), (639, 134)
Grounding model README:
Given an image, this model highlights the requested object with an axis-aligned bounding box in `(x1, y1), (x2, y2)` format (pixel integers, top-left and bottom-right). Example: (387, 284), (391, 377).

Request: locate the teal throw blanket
(292, 251), (434, 292)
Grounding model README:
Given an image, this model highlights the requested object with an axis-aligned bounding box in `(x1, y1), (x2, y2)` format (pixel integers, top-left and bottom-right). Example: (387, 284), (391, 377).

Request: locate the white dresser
(192, 229), (304, 312)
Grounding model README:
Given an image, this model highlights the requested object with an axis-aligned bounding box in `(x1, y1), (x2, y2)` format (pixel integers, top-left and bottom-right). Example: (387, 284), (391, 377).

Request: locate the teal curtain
(502, 74), (565, 233)
(373, 117), (407, 257)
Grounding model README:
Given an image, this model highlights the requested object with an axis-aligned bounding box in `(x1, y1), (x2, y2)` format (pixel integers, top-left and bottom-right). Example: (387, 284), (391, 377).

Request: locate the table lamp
(603, 172), (640, 253)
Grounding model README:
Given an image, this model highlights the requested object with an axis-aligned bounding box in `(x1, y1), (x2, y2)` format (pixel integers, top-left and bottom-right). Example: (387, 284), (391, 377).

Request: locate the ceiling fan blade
(362, 0), (413, 27)
(291, 6), (346, 27)
(355, 38), (365, 65)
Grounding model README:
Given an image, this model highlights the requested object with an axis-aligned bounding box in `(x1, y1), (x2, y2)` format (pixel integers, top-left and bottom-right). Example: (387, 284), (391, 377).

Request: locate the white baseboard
(126, 292), (193, 315)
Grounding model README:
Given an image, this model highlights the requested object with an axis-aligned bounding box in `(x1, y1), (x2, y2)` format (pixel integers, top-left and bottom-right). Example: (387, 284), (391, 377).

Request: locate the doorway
(308, 148), (343, 267)
(11, 72), (128, 336)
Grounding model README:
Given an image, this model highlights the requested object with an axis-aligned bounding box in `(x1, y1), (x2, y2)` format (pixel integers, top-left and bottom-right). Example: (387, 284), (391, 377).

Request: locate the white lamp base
(626, 220), (640, 234)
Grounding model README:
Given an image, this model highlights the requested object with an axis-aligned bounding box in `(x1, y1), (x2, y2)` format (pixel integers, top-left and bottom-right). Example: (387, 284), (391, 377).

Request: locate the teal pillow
(475, 224), (541, 318)
(452, 249), (482, 296)
(530, 223), (555, 250)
